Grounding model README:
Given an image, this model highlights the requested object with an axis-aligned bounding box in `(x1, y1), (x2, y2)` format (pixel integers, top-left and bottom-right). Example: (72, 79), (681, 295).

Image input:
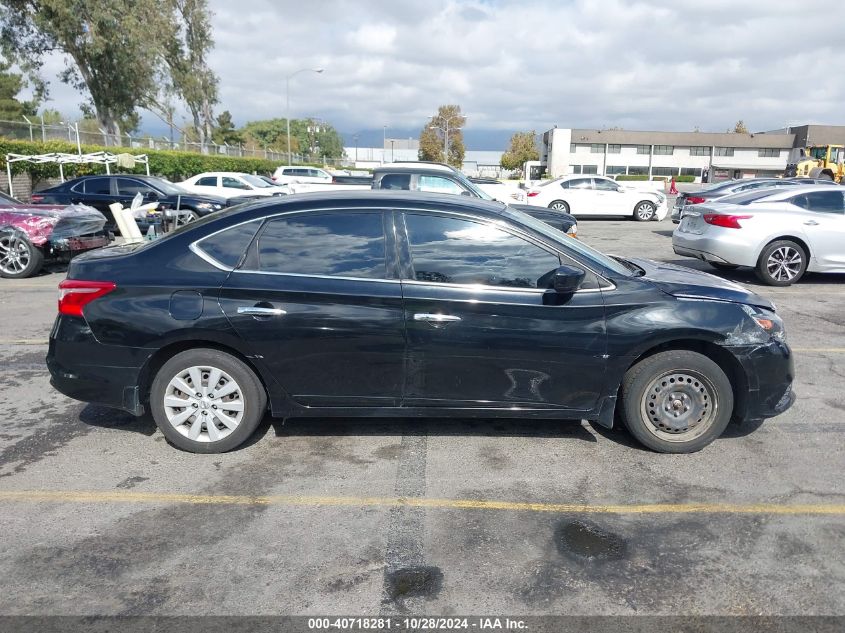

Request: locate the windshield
(715, 189), (781, 205)
(501, 205), (633, 277)
(452, 171), (494, 200)
(242, 174), (273, 188)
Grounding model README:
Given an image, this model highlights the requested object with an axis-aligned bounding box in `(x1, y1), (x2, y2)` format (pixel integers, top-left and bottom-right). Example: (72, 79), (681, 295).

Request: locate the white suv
(272, 166), (333, 184)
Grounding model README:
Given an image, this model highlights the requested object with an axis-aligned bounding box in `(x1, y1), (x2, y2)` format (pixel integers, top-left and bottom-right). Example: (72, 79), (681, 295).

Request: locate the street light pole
(383, 125), (387, 164)
(429, 114), (465, 164)
(285, 67), (324, 164)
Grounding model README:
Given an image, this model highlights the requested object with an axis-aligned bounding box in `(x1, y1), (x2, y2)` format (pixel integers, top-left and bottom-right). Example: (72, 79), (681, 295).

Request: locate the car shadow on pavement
(652, 229), (675, 238)
(78, 404), (157, 436)
(271, 417), (598, 443)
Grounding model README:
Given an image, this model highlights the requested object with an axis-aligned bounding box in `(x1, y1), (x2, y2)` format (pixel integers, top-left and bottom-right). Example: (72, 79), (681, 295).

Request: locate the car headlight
(739, 304), (786, 343)
(195, 202), (222, 210)
(566, 223), (578, 238)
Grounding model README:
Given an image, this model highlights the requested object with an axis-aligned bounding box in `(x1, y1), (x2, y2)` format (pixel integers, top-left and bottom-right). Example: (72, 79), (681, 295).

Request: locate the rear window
(84, 178), (112, 195)
(195, 220), (262, 268)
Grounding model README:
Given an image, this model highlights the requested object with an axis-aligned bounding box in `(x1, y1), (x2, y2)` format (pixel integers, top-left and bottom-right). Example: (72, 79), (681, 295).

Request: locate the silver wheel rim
(0, 233), (31, 275)
(766, 246), (802, 281)
(550, 202), (567, 211)
(174, 212), (198, 227)
(640, 370), (718, 442)
(163, 365), (245, 443)
(636, 203), (654, 220)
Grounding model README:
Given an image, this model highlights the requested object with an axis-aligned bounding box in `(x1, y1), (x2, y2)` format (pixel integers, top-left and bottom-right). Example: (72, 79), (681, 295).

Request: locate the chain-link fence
(0, 118), (352, 166)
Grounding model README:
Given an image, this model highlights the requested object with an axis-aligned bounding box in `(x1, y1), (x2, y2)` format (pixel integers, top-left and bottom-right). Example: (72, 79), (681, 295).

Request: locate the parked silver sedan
(672, 185), (845, 285)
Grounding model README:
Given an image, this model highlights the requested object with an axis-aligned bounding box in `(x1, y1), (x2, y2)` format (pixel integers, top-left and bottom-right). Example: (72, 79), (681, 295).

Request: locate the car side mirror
(144, 191), (159, 201)
(460, 190), (472, 196)
(553, 265), (585, 294)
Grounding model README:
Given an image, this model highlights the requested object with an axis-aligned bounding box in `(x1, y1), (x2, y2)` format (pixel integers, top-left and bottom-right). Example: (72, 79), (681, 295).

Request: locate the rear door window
(255, 212), (386, 279)
(196, 176), (218, 187)
(379, 174), (411, 190)
(793, 191), (845, 214)
(85, 177), (113, 195)
(561, 178), (592, 190)
(222, 176), (250, 190)
(195, 220), (262, 269)
(417, 175), (465, 195)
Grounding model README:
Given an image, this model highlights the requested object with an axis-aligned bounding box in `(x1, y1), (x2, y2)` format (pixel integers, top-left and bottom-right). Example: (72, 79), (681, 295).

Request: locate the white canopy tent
(5, 151), (151, 198)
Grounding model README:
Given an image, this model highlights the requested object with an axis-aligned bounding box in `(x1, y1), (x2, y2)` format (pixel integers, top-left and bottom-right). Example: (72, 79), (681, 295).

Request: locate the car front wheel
(150, 348), (267, 453)
(755, 240), (807, 286)
(0, 229), (44, 279)
(620, 350), (733, 453)
(633, 201), (656, 221)
(548, 200), (570, 212)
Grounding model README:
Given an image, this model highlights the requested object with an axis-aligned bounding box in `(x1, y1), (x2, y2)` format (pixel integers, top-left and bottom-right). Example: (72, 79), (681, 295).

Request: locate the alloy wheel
(636, 203), (655, 220)
(0, 233), (31, 276)
(766, 246), (802, 282)
(640, 370), (719, 442)
(163, 365), (245, 443)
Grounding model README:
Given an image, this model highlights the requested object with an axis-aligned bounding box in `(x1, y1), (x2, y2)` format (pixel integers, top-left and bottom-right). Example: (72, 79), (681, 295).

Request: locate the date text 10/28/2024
(308, 617), (527, 630)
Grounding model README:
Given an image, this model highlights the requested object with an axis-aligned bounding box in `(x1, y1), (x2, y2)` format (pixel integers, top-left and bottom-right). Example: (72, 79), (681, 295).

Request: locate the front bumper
(730, 339), (795, 420)
(47, 316), (151, 415)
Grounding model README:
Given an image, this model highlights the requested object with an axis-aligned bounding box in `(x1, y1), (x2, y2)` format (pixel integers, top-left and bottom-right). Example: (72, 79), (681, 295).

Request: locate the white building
(542, 128), (797, 182)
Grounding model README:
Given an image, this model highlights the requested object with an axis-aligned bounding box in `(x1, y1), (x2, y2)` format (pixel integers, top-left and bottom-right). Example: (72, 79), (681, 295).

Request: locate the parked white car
(672, 185), (845, 285)
(526, 175), (668, 220)
(178, 172), (288, 199)
(271, 166), (333, 185)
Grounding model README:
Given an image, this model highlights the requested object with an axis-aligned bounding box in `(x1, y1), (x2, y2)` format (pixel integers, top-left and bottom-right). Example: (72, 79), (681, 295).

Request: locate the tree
(733, 120), (749, 134)
(212, 110), (243, 145)
(419, 104), (465, 167)
(0, 0), (174, 141)
(0, 59), (38, 120)
(500, 131), (539, 173)
(161, 0), (218, 147)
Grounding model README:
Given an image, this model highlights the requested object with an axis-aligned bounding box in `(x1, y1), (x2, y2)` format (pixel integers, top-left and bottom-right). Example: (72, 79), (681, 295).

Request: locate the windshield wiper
(611, 255), (646, 277)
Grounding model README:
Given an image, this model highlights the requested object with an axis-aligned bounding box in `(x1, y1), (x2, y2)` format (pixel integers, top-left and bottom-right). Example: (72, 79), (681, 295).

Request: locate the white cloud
(24, 0), (845, 140)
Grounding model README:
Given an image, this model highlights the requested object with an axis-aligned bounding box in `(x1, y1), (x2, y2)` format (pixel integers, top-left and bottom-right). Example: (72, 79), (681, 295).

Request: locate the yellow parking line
(0, 490), (841, 516)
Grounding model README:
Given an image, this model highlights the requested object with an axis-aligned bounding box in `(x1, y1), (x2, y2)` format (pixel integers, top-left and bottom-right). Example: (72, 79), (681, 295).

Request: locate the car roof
(192, 172), (251, 178)
(738, 184), (845, 201)
(377, 162), (456, 173)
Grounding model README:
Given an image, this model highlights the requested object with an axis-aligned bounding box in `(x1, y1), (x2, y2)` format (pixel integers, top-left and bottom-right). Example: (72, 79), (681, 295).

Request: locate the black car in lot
(32, 175), (242, 232)
(47, 191), (794, 454)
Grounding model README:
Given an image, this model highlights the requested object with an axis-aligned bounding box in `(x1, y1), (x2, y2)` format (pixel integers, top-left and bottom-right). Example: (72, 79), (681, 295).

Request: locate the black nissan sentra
(46, 191), (794, 454)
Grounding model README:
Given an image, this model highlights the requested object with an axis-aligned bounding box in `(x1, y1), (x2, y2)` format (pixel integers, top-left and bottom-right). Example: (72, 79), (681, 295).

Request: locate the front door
(219, 209), (406, 407)
(397, 211), (607, 412)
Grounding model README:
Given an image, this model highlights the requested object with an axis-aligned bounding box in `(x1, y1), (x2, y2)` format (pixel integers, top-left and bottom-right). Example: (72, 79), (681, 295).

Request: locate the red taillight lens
(58, 280), (117, 317)
(527, 191), (540, 197)
(687, 196), (706, 204)
(30, 194), (45, 203)
(703, 214), (752, 229)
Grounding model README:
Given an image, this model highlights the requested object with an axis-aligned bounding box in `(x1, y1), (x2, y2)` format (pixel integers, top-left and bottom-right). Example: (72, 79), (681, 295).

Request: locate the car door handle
(414, 313), (461, 327)
(803, 220), (819, 226)
(237, 306), (287, 316)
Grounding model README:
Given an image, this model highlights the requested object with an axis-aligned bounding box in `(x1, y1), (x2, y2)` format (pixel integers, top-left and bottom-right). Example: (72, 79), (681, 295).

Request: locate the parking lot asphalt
(0, 215), (843, 617)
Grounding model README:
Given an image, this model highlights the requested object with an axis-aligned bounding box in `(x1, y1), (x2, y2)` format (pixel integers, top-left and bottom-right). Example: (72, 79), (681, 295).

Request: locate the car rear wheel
(755, 240), (807, 286)
(548, 200), (570, 212)
(620, 350), (733, 453)
(150, 348), (267, 453)
(0, 229), (44, 279)
(708, 262), (739, 271)
(633, 201), (656, 221)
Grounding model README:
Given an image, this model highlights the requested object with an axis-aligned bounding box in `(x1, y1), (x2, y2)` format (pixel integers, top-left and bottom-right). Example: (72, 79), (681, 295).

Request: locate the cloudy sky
(34, 0), (844, 146)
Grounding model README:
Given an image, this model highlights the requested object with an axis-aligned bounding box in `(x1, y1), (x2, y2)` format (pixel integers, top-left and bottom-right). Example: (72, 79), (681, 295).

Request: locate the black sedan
(47, 191), (794, 454)
(32, 175), (251, 233)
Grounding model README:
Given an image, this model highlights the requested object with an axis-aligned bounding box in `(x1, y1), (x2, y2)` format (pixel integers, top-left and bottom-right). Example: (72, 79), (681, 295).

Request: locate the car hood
(166, 192), (227, 205)
(628, 257), (774, 310)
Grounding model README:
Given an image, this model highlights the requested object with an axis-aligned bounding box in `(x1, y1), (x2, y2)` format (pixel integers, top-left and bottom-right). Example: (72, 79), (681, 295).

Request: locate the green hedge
(0, 138), (287, 184)
(615, 174), (649, 181)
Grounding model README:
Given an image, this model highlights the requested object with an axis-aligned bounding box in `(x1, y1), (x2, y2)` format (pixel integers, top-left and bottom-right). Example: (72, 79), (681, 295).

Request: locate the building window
(680, 167), (703, 177)
(653, 145), (674, 156)
(628, 166), (648, 175)
(570, 165), (582, 174)
(758, 148), (780, 158)
(652, 167), (678, 176)
(607, 144), (621, 154)
(606, 165), (626, 175)
(714, 147), (735, 156)
(689, 146), (709, 156)
(590, 144), (604, 153)
(636, 145), (651, 155)
(581, 165), (598, 175)
(569, 143), (577, 153)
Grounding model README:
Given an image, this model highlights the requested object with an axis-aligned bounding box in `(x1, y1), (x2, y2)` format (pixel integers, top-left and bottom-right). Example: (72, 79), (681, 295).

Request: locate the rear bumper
(47, 316), (151, 415)
(672, 230), (759, 267)
(731, 339), (795, 420)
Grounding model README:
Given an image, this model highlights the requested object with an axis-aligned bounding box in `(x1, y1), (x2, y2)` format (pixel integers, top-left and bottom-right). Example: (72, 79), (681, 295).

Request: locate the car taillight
(527, 191), (540, 197)
(703, 214), (752, 229)
(58, 280), (117, 317)
(687, 196), (706, 204)
(30, 194), (45, 203)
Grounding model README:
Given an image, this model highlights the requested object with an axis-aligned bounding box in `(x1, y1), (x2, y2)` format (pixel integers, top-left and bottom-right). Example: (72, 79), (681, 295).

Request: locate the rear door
(790, 190), (845, 268)
(397, 210), (607, 411)
(559, 178), (593, 213)
(218, 209), (406, 407)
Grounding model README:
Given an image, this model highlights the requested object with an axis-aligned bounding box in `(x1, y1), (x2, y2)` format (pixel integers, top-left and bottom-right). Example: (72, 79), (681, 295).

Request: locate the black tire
(620, 350), (733, 453)
(755, 239), (807, 286)
(0, 229), (44, 279)
(548, 200), (570, 212)
(808, 168), (833, 181)
(633, 201), (656, 221)
(150, 348), (267, 453)
(708, 262), (739, 271)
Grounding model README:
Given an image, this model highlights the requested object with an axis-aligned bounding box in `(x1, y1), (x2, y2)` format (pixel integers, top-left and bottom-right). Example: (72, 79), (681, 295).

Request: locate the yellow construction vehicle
(785, 144), (845, 182)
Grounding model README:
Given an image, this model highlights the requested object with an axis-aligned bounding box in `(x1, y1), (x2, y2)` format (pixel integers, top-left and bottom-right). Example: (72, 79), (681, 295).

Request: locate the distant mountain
(341, 128), (516, 151)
